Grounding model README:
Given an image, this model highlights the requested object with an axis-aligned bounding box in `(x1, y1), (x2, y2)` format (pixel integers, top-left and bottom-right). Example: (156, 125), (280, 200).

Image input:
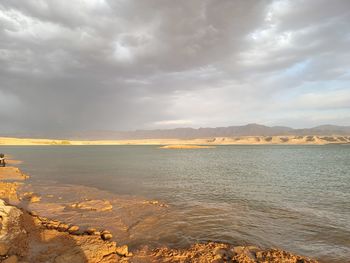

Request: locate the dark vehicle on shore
(0, 153), (5, 167)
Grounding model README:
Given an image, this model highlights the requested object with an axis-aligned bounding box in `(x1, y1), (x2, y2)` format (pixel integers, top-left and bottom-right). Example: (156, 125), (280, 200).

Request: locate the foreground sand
(0, 164), (319, 262)
(0, 135), (350, 146)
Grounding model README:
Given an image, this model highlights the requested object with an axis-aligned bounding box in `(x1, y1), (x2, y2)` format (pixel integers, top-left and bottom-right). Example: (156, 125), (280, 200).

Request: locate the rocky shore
(0, 163), (319, 262)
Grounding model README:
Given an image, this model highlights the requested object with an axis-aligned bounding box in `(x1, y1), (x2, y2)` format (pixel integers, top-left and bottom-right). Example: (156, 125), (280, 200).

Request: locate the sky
(0, 0), (350, 135)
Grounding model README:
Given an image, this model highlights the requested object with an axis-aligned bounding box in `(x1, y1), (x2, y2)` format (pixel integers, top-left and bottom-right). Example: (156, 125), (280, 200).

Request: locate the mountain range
(3, 124), (350, 140)
(63, 124), (350, 140)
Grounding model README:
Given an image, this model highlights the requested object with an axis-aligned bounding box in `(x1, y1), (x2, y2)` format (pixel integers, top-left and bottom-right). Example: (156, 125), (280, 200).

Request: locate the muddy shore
(0, 161), (319, 262)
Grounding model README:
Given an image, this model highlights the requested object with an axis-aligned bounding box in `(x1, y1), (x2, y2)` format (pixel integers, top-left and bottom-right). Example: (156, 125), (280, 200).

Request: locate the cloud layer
(1, 0), (350, 134)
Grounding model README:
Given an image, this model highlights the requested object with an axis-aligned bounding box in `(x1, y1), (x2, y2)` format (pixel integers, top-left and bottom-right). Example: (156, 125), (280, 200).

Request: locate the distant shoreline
(1, 135), (350, 146)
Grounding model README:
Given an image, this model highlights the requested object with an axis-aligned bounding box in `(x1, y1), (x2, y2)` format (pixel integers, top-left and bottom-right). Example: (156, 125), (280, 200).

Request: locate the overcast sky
(0, 0), (350, 134)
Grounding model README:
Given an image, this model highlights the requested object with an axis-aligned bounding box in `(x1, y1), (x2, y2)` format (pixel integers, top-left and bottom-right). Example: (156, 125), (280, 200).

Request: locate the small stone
(45, 220), (59, 229)
(3, 255), (18, 263)
(46, 223), (54, 229)
(57, 223), (69, 232)
(101, 232), (113, 240)
(213, 247), (233, 260)
(68, 225), (79, 234)
(93, 231), (101, 236)
(115, 245), (129, 256)
(0, 242), (9, 256)
(29, 211), (38, 216)
(30, 195), (41, 202)
(85, 227), (96, 235)
(39, 217), (48, 223)
(33, 217), (42, 226)
(22, 192), (41, 203)
(67, 200), (113, 212)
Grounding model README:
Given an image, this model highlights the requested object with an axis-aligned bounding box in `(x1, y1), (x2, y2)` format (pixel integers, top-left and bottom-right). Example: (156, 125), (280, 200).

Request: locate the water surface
(1, 145), (349, 262)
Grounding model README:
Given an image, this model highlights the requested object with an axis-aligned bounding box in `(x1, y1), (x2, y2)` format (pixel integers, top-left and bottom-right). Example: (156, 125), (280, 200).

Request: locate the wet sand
(0, 160), (319, 262)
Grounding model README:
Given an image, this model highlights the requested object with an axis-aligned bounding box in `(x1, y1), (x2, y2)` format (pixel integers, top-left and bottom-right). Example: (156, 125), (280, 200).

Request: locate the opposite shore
(0, 159), (320, 262)
(1, 135), (350, 146)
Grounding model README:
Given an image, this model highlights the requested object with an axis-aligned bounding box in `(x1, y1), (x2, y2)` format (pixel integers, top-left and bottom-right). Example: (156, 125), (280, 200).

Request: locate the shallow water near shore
(1, 145), (350, 262)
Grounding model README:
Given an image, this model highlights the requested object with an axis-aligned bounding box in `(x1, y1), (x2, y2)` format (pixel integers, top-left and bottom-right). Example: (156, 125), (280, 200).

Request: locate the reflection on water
(2, 145), (350, 262)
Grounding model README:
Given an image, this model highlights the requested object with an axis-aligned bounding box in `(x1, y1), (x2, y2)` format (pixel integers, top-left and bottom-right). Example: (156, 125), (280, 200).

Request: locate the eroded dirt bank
(0, 164), (319, 262)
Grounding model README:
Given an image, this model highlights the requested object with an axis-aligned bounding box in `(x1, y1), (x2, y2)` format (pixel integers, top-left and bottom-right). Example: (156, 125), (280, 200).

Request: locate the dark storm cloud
(0, 0), (349, 134)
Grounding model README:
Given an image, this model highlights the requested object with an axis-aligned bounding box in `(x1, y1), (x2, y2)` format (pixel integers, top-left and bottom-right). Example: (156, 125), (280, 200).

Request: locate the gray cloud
(0, 0), (350, 135)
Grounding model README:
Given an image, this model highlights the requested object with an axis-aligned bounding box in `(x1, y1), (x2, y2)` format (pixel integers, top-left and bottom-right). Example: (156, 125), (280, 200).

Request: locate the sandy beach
(0, 157), (321, 263)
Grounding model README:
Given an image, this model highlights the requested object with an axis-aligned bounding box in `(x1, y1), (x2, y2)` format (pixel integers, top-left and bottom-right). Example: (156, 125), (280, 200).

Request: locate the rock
(32, 217), (42, 226)
(30, 195), (41, 203)
(101, 232), (113, 240)
(0, 242), (10, 255)
(0, 199), (25, 243)
(68, 225), (79, 234)
(46, 220), (60, 229)
(93, 231), (101, 236)
(2, 255), (18, 263)
(115, 245), (129, 256)
(101, 230), (111, 236)
(232, 246), (257, 262)
(39, 216), (48, 223)
(57, 223), (69, 232)
(254, 249), (318, 263)
(22, 192), (41, 203)
(85, 227), (96, 235)
(66, 200), (112, 212)
(28, 211), (38, 216)
(213, 247), (233, 259)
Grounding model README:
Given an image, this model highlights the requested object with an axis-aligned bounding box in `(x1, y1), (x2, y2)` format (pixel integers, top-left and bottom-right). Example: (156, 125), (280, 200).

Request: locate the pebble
(101, 232), (113, 240)
(39, 217), (48, 223)
(68, 225), (80, 234)
(45, 221), (58, 230)
(115, 245), (129, 256)
(30, 195), (41, 203)
(85, 227), (96, 235)
(29, 211), (38, 216)
(57, 223), (69, 232)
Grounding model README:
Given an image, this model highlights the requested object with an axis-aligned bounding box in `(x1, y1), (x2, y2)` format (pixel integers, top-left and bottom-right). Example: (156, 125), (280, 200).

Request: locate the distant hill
(3, 124), (350, 140)
(65, 124), (350, 140)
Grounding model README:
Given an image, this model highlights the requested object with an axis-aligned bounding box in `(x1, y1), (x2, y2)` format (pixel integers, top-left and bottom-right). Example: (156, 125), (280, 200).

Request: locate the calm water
(1, 145), (350, 262)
